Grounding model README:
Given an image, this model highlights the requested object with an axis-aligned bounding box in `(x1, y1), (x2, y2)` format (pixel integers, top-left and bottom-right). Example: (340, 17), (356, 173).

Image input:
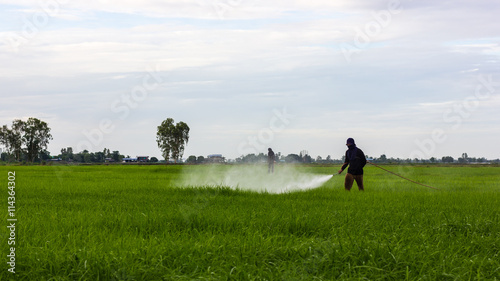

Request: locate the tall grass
(1, 164), (499, 280)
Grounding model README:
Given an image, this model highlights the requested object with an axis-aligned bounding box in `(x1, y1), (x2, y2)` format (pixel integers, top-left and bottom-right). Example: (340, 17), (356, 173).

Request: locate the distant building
(206, 154), (225, 163)
(137, 156), (149, 162)
(123, 156), (149, 163)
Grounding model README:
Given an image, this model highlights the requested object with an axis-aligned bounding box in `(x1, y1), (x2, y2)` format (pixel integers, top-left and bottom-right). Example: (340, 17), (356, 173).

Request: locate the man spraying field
(338, 138), (367, 191)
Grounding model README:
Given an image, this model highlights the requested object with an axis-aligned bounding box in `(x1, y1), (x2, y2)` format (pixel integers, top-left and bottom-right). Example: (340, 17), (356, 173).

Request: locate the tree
(186, 155), (197, 164)
(94, 151), (105, 162)
(303, 154), (312, 163)
(459, 153), (469, 164)
(11, 120), (24, 161)
(39, 150), (51, 161)
(83, 152), (91, 163)
(60, 147), (74, 161)
(379, 154), (387, 163)
(104, 148), (111, 158)
(196, 156), (205, 164)
(67, 147), (74, 161)
(21, 118), (53, 162)
(156, 118), (174, 161)
(0, 121), (23, 161)
(156, 118), (190, 162)
(150, 157), (159, 163)
(442, 156), (454, 163)
(0, 125), (13, 160)
(285, 154), (302, 163)
(0, 118), (52, 162)
(112, 151), (123, 162)
(73, 153), (83, 162)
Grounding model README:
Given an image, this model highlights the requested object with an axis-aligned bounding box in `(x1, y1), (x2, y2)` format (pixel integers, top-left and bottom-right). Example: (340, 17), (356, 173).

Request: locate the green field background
(0, 164), (499, 280)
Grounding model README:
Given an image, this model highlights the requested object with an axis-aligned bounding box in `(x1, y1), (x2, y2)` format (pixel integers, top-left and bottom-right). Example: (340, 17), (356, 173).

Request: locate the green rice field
(1, 164), (499, 280)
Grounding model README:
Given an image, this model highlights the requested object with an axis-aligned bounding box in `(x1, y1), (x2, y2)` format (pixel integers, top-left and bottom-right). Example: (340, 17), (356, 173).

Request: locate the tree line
(0, 117), (188, 164)
(1, 117), (498, 164)
(222, 153), (497, 164)
(57, 147), (161, 164)
(369, 154), (493, 164)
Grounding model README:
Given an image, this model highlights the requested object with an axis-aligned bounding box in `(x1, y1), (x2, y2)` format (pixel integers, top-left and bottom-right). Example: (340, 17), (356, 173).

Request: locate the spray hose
(367, 161), (439, 190)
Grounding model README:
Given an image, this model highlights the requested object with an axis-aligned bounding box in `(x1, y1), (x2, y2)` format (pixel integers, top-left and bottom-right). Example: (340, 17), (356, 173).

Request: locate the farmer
(268, 148), (275, 174)
(338, 138), (367, 191)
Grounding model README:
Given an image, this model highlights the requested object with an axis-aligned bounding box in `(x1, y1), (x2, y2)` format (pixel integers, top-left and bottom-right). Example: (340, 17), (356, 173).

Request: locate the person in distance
(268, 148), (275, 174)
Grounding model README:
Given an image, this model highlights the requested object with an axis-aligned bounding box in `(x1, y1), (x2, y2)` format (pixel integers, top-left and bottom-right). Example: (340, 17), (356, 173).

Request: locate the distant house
(123, 156), (149, 163)
(137, 156), (149, 162)
(206, 154), (225, 163)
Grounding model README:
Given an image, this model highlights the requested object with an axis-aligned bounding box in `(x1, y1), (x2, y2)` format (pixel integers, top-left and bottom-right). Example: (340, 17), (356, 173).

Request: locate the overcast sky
(1, 0), (499, 160)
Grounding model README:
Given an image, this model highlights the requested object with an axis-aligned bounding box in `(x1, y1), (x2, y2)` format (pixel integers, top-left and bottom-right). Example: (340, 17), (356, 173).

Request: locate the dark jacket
(268, 150), (275, 163)
(341, 146), (367, 175)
